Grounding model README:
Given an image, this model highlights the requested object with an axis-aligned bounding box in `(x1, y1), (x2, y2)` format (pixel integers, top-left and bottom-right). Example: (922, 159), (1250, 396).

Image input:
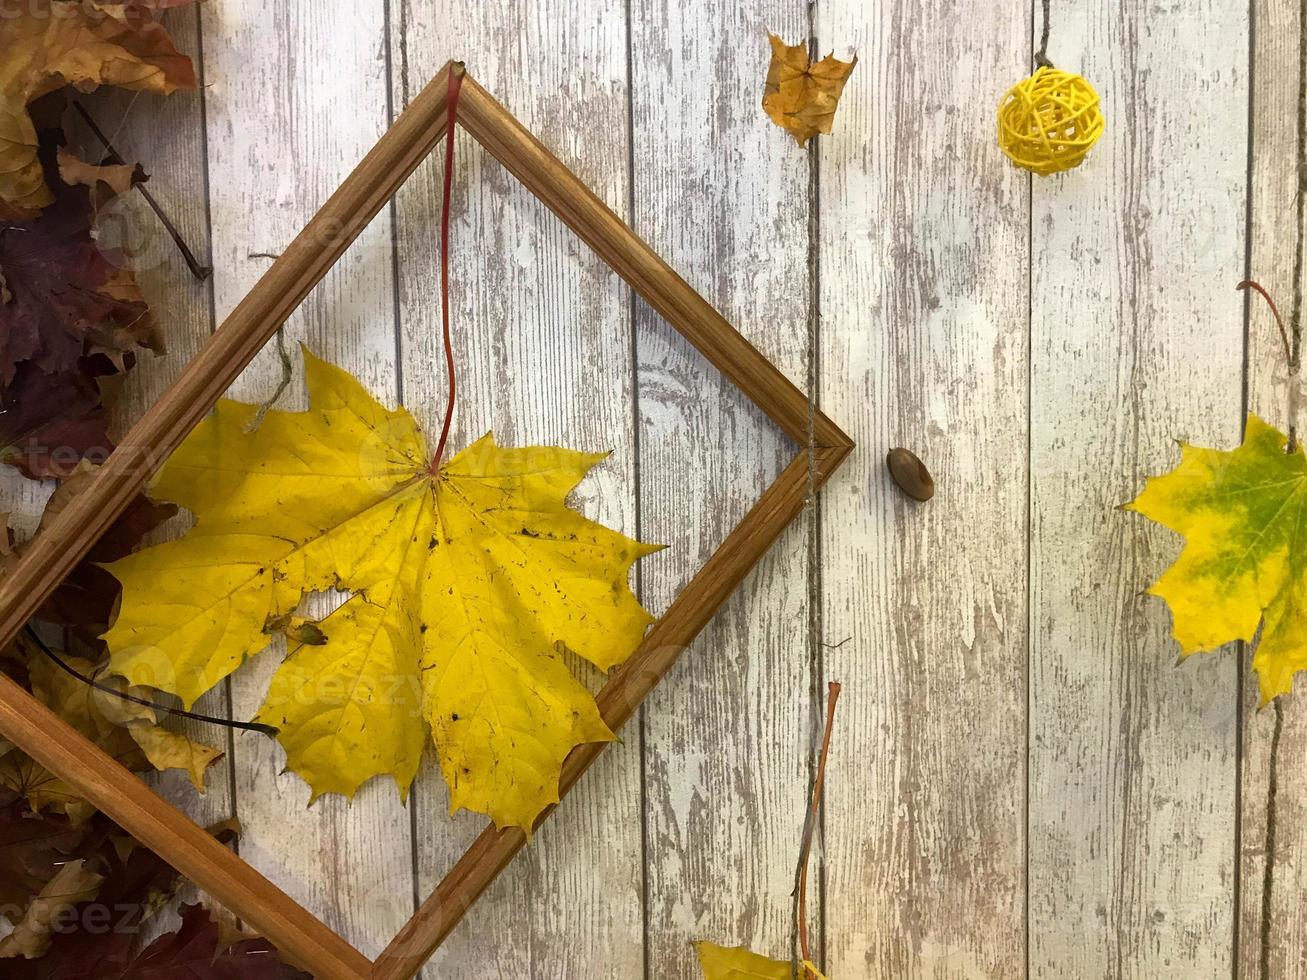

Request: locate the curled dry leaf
(0, 633), (222, 821)
(81, 903), (310, 980)
(0, 858), (103, 960)
(762, 32), (857, 147)
(126, 724), (222, 793)
(0, 816), (256, 979)
(55, 146), (146, 206)
(0, 0), (196, 215)
(0, 797), (84, 909)
(104, 347), (660, 831)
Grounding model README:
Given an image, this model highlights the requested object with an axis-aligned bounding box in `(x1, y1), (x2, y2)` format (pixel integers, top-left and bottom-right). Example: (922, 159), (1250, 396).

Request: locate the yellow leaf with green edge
(103, 346), (659, 831)
(694, 942), (828, 979)
(1127, 413), (1307, 702)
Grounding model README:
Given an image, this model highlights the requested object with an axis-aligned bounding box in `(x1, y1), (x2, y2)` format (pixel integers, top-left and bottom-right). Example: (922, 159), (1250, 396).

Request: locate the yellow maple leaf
(103, 347), (659, 831)
(694, 942), (828, 979)
(762, 33), (857, 147)
(0, 0), (196, 214)
(1127, 413), (1307, 702)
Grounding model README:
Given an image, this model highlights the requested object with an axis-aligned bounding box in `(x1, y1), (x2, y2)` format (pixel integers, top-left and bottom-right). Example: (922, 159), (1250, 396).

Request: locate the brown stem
(1034, 0), (1053, 68)
(792, 681), (842, 977)
(1239, 280), (1293, 369)
(72, 100), (213, 281)
(428, 63), (467, 475)
(1238, 279), (1300, 451)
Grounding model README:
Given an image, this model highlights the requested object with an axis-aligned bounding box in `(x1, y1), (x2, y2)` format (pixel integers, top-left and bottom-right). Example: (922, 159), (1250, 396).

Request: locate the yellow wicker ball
(997, 66), (1104, 175)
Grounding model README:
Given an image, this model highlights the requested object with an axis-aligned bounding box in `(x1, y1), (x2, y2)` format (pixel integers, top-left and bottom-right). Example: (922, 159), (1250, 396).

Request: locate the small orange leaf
(762, 33), (857, 147)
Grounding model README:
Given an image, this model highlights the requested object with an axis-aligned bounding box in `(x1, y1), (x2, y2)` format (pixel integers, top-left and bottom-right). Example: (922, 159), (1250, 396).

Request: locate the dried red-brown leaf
(125, 904), (310, 980)
(0, 820), (260, 980)
(0, 799), (86, 909)
(0, 133), (160, 476)
(0, 467), (175, 645)
(34, 462), (177, 630)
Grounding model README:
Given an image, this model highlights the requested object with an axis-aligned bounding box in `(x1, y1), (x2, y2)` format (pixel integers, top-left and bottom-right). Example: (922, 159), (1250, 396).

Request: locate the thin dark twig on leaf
(72, 100), (213, 281)
(20, 626), (277, 736)
(791, 681), (841, 978)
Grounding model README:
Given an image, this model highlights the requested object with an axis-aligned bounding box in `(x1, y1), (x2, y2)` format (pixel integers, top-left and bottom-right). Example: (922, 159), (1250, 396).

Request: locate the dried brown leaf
(0, 0), (196, 213)
(762, 33), (857, 147)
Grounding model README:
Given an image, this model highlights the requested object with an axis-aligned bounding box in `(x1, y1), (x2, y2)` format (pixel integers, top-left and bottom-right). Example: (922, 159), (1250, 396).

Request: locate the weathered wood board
(1027, 0), (1246, 975)
(3, 0), (1295, 975)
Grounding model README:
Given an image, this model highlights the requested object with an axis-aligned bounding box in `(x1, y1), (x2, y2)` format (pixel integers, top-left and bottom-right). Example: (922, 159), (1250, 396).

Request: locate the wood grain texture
(0, 1), (1286, 974)
(389, 5), (645, 976)
(1241, 0), (1307, 972)
(0, 671), (371, 979)
(71, 0), (235, 856)
(375, 448), (850, 980)
(631, 4), (815, 977)
(1027, 2), (1245, 976)
(816, 0), (1029, 975)
(197, 0), (414, 958)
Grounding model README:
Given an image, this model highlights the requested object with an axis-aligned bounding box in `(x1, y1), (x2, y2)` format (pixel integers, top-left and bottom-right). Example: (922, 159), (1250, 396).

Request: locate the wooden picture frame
(0, 62), (853, 979)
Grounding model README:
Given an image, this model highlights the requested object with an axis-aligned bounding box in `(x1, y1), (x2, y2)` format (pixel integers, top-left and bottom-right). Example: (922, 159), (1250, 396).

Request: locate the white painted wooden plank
(391, 4), (644, 976)
(631, 5), (815, 977)
(199, 0), (413, 957)
(816, 0), (1029, 974)
(78, 6), (235, 834)
(1241, 0), (1307, 972)
(1027, 2), (1244, 975)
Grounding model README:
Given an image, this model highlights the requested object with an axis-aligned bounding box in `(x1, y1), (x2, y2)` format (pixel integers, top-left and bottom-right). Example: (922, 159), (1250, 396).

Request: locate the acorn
(886, 448), (934, 502)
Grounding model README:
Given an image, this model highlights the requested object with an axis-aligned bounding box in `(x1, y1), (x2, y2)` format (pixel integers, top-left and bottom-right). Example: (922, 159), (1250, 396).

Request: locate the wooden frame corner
(0, 61), (853, 980)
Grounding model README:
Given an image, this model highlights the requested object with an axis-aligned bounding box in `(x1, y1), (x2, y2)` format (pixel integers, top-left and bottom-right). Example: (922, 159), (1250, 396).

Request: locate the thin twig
(1238, 280), (1293, 369)
(1239, 279), (1302, 453)
(791, 681), (841, 978)
(20, 626), (277, 736)
(244, 326), (294, 433)
(72, 100), (213, 281)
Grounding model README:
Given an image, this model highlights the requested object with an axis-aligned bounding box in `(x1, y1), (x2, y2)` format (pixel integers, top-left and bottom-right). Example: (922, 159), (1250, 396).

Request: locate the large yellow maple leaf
(1127, 413), (1307, 702)
(0, 0), (197, 214)
(103, 347), (658, 831)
